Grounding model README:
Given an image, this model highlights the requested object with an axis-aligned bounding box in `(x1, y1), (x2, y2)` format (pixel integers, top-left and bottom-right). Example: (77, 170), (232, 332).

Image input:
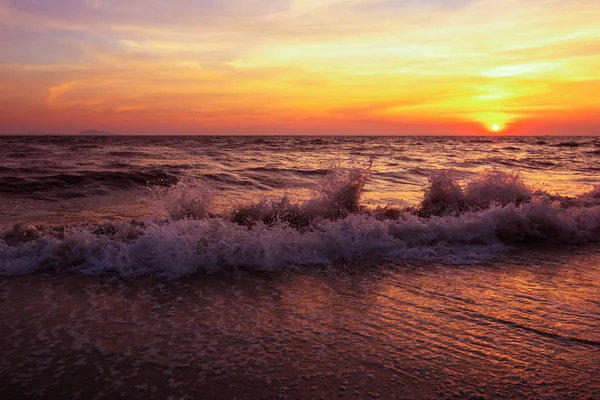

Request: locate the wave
(247, 167), (331, 176)
(1, 167), (599, 278)
(419, 170), (533, 216)
(106, 150), (152, 157)
(0, 169), (178, 194)
(553, 141), (581, 148)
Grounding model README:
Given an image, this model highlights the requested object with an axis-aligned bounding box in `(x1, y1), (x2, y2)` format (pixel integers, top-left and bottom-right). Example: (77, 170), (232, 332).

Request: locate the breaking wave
(1, 167), (600, 278)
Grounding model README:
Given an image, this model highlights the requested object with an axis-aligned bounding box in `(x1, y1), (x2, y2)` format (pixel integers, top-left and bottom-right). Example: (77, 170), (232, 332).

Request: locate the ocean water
(1, 135), (599, 398)
(0, 135), (599, 277)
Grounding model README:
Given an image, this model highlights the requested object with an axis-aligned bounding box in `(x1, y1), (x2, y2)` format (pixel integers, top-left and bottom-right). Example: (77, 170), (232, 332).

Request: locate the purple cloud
(10, 0), (289, 23)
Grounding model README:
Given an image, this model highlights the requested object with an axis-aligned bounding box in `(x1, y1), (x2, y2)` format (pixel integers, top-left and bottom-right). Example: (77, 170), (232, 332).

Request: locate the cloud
(9, 0), (289, 24)
(10, 0), (92, 18)
(1, 0), (599, 134)
(339, 0), (473, 15)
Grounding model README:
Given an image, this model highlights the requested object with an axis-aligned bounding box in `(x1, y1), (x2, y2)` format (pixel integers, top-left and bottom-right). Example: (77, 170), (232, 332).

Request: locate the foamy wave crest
(150, 176), (215, 220)
(464, 170), (532, 208)
(1, 199), (599, 278)
(1, 168), (599, 278)
(231, 160), (372, 226)
(558, 185), (600, 208)
(419, 170), (533, 216)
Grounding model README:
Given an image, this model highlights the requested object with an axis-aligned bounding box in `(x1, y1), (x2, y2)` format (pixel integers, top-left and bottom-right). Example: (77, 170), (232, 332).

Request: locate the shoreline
(2, 248), (599, 399)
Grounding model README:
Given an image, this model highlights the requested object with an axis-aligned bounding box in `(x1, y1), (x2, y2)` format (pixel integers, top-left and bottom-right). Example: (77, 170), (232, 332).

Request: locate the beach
(2, 246), (599, 399)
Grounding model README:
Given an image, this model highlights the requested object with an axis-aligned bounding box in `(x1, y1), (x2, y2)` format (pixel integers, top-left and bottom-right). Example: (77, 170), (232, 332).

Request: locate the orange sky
(0, 0), (599, 135)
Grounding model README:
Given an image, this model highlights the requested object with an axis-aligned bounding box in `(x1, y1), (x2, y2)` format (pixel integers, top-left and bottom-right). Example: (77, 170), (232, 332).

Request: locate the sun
(473, 112), (514, 134)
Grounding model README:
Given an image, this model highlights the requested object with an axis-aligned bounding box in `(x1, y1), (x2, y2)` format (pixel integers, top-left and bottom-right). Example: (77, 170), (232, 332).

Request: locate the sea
(1, 135), (599, 399)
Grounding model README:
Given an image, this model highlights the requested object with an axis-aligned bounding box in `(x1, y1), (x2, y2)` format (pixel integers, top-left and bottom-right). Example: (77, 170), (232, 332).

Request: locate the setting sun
(492, 124), (501, 132)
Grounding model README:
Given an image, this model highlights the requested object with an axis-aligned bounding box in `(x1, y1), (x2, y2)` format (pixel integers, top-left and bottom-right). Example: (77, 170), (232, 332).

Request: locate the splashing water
(464, 170), (532, 208)
(1, 165), (600, 278)
(151, 176), (215, 220)
(231, 160), (373, 227)
(419, 171), (466, 216)
(419, 170), (533, 216)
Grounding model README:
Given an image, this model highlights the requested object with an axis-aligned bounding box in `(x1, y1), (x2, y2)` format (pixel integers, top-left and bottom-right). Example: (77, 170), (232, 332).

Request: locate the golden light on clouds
(0, 0), (599, 134)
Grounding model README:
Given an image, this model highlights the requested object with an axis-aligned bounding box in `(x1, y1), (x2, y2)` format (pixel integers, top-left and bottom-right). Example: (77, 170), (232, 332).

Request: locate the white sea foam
(2, 169), (600, 278)
(150, 176), (215, 220)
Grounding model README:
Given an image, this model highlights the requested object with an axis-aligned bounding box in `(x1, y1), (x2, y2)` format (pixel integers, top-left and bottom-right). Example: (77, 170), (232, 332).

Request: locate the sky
(0, 0), (599, 135)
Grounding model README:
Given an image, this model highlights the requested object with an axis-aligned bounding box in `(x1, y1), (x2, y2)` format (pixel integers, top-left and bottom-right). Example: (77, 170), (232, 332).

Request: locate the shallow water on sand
(1, 247), (599, 399)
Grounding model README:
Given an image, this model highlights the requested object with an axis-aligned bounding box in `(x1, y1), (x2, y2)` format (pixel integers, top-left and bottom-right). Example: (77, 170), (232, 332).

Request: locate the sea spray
(1, 168), (600, 278)
(419, 171), (466, 216)
(161, 176), (215, 220)
(419, 170), (534, 216)
(231, 160), (373, 227)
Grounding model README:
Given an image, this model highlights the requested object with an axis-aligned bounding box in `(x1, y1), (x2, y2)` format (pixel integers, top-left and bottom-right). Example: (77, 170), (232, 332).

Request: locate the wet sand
(1, 247), (599, 399)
